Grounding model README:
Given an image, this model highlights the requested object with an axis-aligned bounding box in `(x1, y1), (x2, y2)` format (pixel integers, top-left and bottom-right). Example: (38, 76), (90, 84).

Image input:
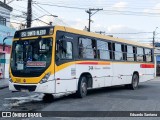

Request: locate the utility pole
(153, 27), (158, 47)
(4, 0), (6, 4)
(86, 8), (103, 32)
(27, 0), (32, 28)
(153, 31), (155, 47)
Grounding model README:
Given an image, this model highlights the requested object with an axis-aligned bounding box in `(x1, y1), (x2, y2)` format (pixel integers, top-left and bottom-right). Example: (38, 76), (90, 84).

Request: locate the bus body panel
(55, 64), (77, 93)
(76, 62), (113, 88)
(112, 62), (154, 86)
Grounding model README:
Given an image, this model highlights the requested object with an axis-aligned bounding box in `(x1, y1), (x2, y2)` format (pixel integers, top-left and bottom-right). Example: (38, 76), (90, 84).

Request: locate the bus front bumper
(9, 81), (55, 93)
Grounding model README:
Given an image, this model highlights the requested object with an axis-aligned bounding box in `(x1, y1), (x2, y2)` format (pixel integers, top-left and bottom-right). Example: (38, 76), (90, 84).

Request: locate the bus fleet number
(89, 66), (94, 71)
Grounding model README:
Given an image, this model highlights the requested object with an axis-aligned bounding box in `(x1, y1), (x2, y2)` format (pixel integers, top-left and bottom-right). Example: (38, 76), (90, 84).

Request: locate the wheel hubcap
(81, 79), (87, 95)
(133, 75), (138, 88)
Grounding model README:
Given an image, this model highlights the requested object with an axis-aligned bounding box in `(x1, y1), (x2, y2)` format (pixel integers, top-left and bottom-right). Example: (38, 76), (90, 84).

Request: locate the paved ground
(0, 78), (160, 120)
(0, 78), (9, 89)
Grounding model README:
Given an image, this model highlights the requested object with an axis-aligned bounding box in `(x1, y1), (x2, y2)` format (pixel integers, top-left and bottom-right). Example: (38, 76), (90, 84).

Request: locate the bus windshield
(10, 38), (52, 77)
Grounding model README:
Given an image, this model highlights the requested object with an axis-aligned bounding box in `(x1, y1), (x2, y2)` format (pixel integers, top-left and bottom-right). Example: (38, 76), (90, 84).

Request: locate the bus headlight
(40, 72), (51, 84)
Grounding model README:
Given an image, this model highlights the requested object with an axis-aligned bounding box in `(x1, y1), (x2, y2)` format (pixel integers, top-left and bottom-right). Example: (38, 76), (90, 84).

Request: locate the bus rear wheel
(76, 76), (88, 98)
(128, 73), (139, 90)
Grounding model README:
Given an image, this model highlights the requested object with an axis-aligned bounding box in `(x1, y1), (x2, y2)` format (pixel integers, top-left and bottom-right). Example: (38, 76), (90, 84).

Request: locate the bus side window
(56, 40), (73, 60)
(145, 48), (152, 62)
(97, 40), (110, 60)
(137, 47), (144, 62)
(126, 45), (134, 61)
(79, 38), (95, 59)
(114, 43), (123, 61)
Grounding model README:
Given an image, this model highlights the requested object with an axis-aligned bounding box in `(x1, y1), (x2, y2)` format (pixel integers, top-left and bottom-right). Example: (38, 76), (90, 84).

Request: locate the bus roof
(54, 25), (153, 49)
(15, 25), (153, 49)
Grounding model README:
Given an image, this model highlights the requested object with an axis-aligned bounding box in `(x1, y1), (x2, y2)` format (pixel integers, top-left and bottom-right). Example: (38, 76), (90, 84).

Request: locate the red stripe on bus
(140, 64), (154, 68)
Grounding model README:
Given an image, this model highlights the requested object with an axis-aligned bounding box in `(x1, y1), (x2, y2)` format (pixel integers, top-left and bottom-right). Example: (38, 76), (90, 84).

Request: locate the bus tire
(129, 73), (139, 90)
(42, 94), (54, 102)
(76, 76), (88, 98)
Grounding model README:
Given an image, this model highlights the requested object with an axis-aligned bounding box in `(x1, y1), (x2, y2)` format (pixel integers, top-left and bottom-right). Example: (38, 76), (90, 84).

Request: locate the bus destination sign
(20, 29), (47, 37)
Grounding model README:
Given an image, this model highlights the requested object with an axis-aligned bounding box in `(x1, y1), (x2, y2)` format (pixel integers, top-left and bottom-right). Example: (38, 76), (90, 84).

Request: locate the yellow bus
(9, 26), (154, 99)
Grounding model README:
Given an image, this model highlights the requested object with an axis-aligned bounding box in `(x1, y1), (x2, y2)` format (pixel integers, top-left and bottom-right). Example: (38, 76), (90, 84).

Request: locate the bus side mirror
(3, 43), (5, 51)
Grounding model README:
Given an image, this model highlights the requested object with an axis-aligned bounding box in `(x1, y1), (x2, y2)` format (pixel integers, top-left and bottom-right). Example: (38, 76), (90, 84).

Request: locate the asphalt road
(1, 79), (160, 120)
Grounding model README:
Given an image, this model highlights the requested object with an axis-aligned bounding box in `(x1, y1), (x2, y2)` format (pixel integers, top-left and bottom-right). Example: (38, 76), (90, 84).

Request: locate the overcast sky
(2, 0), (160, 43)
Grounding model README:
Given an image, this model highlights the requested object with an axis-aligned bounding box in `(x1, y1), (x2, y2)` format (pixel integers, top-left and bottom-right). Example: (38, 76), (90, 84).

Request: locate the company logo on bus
(23, 79), (26, 83)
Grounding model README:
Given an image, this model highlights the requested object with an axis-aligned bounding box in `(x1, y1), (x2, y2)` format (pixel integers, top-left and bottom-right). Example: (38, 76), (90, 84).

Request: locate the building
(0, 1), (15, 78)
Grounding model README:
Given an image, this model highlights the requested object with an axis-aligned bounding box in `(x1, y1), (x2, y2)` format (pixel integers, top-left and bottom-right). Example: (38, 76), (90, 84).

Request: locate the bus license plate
(21, 89), (29, 92)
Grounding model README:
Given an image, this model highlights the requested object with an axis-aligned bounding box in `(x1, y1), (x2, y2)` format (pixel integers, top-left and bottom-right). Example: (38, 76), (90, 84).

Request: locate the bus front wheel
(42, 94), (54, 102)
(128, 73), (139, 90)
(76, 76), (88, 98)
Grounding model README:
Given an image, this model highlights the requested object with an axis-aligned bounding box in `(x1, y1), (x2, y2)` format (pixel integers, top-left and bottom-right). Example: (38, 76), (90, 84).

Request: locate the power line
(35, 2), (160, 17)
(6, 0), (15, 4)
(36, 1), (158, 10)
(33, 3), (70, 26)
(36, 2), (86, 10)
(33, 4), (46, 16)
(121, 38), (154, 39)
(34, 4), (52, 15)
(105, 32), (153, 34)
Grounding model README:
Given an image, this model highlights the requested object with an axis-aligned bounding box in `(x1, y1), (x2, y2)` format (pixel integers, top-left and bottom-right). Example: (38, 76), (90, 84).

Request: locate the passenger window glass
(115, 43), (121, 52)
(56, 41), (73, 60)
(145, 49), (152, 62)
(114, 43), (123, 60)
(79, 38), (95, 59)
(97, 40), (110, 60)
(137, 47), (144, 62)
(127, 45), (134, 61)
(127, 46), (133, 53)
